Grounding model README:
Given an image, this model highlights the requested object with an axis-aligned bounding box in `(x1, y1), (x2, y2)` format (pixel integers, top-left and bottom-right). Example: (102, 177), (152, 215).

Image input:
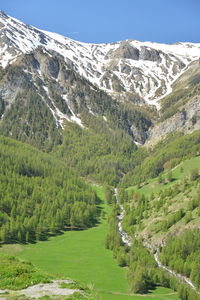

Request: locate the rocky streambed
(114, 188), (199, 293)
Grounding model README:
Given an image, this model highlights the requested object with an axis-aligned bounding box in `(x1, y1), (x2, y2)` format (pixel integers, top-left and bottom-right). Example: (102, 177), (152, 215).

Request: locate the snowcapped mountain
(0, 10), (200, 108)
(0, 11), (200, 148)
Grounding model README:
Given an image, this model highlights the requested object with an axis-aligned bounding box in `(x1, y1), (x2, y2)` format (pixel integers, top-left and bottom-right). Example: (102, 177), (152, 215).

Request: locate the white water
(114, 188), (132, 246)
(154, 252), (199, 292)
(114, 188), (199, 293)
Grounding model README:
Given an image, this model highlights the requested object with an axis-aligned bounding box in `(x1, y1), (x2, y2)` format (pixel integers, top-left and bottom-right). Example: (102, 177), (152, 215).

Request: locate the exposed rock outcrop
(146, 95), (200, 147)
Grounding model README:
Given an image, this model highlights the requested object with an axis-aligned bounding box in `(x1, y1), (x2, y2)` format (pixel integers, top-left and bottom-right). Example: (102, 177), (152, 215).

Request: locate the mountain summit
(0, 11), (200, 107)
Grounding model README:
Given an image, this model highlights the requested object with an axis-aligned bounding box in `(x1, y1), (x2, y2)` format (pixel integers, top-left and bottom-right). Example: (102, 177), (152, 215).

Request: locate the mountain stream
(114, 188), (199, 293)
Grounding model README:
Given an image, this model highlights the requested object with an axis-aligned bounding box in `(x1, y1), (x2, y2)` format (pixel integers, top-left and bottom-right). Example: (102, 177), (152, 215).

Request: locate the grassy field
(15, 187), (129, 295)
(1, 187), (180, 300)
(127, 156), (200, 197)
(99, 291), (180, 300)
(98, 287), (180, 300)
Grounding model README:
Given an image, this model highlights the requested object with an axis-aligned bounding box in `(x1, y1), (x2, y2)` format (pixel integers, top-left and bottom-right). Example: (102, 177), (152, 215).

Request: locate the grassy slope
(100, 289), (179, 300)
(0, 253), (52, 290)
(125, 156), (200, 246)
(127, 156), (200, 196)
(1, 187), (179, 300)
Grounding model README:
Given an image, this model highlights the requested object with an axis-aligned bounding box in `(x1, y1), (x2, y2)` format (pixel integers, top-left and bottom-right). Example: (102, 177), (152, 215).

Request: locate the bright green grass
(127, 156), (200, 197)
(98, 287), (180, 300)
(0, 254), (52, 290)
(4, 187), (180, 300)
(16, 187), (128, 294)
(149, 287), (177, 295)
(98, 294), (178, 300)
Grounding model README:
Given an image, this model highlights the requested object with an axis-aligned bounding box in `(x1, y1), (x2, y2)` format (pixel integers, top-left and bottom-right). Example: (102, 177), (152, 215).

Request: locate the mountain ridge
(0, 10), (200, 108)
(0, 11), (200, 149)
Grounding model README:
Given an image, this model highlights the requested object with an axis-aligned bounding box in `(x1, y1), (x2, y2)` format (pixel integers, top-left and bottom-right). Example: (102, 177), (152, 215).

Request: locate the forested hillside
(120, 157), (200, 245)
(54, 117), (138, 185)
(108, 154), (200, 300)
(121, 129), (200, 187)
(160, 230), (200, 290)
(0, 135), (99, 244)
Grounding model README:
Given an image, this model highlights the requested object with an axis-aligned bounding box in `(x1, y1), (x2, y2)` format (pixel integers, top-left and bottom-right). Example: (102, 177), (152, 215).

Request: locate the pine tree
(17, 231), (22, 243)
(25, 231), (29, 243)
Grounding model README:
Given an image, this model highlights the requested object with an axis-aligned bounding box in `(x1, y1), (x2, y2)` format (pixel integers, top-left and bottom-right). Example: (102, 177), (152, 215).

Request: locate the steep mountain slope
(0, 11), (199, 188)
(122, 156), (200, 248)
(0, 10), (200, 108)
(121, 129), (200, 187)
(0, 47), (152, 149)
(146, 59), (200, 147)
(114, 155), (200, 298)
(0, 11), (199, 151)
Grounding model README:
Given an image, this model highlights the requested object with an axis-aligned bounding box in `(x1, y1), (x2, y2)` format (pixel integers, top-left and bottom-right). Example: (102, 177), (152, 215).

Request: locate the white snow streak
(0, 12), (200, 108)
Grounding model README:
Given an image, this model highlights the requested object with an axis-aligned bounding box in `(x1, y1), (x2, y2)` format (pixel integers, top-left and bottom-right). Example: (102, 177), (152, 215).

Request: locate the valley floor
(0, 187), (180, 300)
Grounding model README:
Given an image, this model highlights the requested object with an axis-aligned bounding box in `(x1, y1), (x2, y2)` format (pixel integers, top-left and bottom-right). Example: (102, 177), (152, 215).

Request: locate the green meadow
(99, 289), (180, 300)
(127, 156), (200, 197)
(15, 187), (128, 296)
(2, 187), (180, 300)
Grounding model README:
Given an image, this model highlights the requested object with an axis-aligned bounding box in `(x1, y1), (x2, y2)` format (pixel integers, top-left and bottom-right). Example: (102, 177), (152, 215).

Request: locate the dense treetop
(0, 135), (99, 244)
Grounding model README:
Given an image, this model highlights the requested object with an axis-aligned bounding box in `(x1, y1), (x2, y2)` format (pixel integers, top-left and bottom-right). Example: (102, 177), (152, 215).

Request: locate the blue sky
(1, 0), (200, 44)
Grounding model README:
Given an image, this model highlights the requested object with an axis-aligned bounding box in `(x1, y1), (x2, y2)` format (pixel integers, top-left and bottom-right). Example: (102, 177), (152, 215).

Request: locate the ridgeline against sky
(1, 0), (200, 44)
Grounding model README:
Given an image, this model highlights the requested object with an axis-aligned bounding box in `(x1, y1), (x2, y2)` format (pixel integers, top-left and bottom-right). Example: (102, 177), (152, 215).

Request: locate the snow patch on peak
(41, 30), (72, 45)
(0, 12), (200, 109)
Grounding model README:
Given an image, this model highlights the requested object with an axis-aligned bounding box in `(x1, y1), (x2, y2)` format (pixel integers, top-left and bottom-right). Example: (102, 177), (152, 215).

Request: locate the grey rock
(108, 42), (140, 60)
(140, 46), (162, 62)
(121, 63), (131, 74)
(130, 124), (148, 144)
(0, 21), (4, 29)
(146, 96), (200, 147)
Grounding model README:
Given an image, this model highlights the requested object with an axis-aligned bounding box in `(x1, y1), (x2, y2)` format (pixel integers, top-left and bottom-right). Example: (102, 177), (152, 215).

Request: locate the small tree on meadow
(190, 169), (199, 181)
(158, 174), (163, 184)
(167, 171), (173, 182)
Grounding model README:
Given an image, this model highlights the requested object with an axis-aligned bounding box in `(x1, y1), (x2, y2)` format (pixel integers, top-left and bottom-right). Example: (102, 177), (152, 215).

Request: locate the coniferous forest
(0, 135), (98, 244)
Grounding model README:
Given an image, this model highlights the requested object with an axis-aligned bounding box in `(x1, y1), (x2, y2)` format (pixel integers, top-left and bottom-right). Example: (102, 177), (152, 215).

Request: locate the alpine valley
(0, 11), (200, 300)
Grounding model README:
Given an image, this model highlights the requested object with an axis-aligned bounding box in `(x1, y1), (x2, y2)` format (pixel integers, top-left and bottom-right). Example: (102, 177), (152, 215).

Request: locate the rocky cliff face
(146, 60), (200, 147)
(146, 95), (200, 147)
